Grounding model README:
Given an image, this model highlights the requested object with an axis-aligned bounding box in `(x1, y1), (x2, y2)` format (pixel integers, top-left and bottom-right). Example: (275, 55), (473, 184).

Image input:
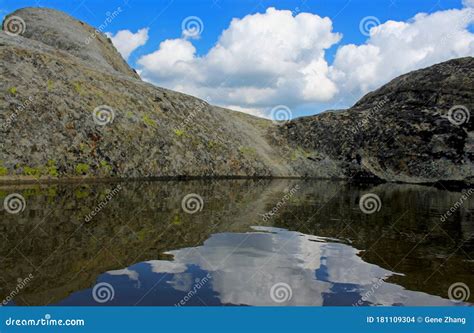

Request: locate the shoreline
(0, 175), (471, 190)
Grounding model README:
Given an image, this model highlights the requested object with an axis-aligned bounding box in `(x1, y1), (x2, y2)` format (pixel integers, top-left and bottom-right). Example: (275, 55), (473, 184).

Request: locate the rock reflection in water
(0, 180), (472, 306)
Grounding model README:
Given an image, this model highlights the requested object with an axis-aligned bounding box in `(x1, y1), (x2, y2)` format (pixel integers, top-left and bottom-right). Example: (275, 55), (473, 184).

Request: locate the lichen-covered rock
(278, 57), (474, 184)
(0, 9), (295, 180)
(4, 7), (139, 79)
(0, 8), (472, 184)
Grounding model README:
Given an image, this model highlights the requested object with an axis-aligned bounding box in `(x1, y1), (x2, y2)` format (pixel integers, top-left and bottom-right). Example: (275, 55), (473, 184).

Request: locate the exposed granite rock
(277, 57), (474, 183)
(5, 7), (139, 79)
(0, 7), (339, 181)
(0, 8), (472, 184)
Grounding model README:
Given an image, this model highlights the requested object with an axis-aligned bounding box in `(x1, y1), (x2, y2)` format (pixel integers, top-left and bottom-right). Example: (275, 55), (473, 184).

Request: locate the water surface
(0, 180), (472, 306)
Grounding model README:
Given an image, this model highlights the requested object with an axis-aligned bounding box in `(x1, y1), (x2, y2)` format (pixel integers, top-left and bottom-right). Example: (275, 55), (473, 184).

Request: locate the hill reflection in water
(0, 180), (472, 306)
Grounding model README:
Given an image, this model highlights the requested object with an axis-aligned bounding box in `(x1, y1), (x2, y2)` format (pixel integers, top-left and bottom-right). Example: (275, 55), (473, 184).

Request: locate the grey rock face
(4, 7), (139, 79)
(279, 57), (473, 183)
(0, 8), (472, 184)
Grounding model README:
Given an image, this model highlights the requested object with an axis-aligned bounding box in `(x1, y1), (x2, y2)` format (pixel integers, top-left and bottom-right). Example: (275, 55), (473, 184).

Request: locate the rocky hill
(279, 57), (474, 183)
(0, 8), (472, 184)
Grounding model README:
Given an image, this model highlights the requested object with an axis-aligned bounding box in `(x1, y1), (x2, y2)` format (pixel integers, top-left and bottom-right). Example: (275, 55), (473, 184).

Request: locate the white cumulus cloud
(107, 28), (149, 60)
(330, 8), (474, 99)
(137, 8), (341, 115)
(138, 38), (198, 80)
(136, 7), (474, 117)
(463, 0), (474, 8)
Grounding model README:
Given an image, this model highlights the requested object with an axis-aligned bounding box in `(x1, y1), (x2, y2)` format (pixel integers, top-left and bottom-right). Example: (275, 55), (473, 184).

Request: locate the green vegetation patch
(172, 214), (182, 225)
(143, 115), (157, 127)
(8, 87), (17, 95)
(72, 81), (83, 95)
(239, 146), (257, 157)
(47, 80), (54, 92)
(99, 160), (112, 174)
(0, 164), (8, 176)
(46, 160), (59, 177)
(173, 129), (185, 137)
(75, 163), (90, 175)
(74, 187), (90, 199)
(23, 166), (42, 178)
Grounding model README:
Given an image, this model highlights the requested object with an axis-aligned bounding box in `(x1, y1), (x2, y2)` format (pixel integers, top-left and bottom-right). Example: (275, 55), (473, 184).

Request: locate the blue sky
(2, 0), (473, 118)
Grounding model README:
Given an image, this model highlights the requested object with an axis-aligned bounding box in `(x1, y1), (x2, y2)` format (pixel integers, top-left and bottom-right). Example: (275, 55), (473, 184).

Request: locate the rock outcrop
(279, 57), (473, 183)
(0, 8), (472, 184)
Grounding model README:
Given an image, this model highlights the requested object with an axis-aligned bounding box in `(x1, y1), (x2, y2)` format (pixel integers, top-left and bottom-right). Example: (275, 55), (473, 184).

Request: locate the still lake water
(0, 179), (472, 306)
